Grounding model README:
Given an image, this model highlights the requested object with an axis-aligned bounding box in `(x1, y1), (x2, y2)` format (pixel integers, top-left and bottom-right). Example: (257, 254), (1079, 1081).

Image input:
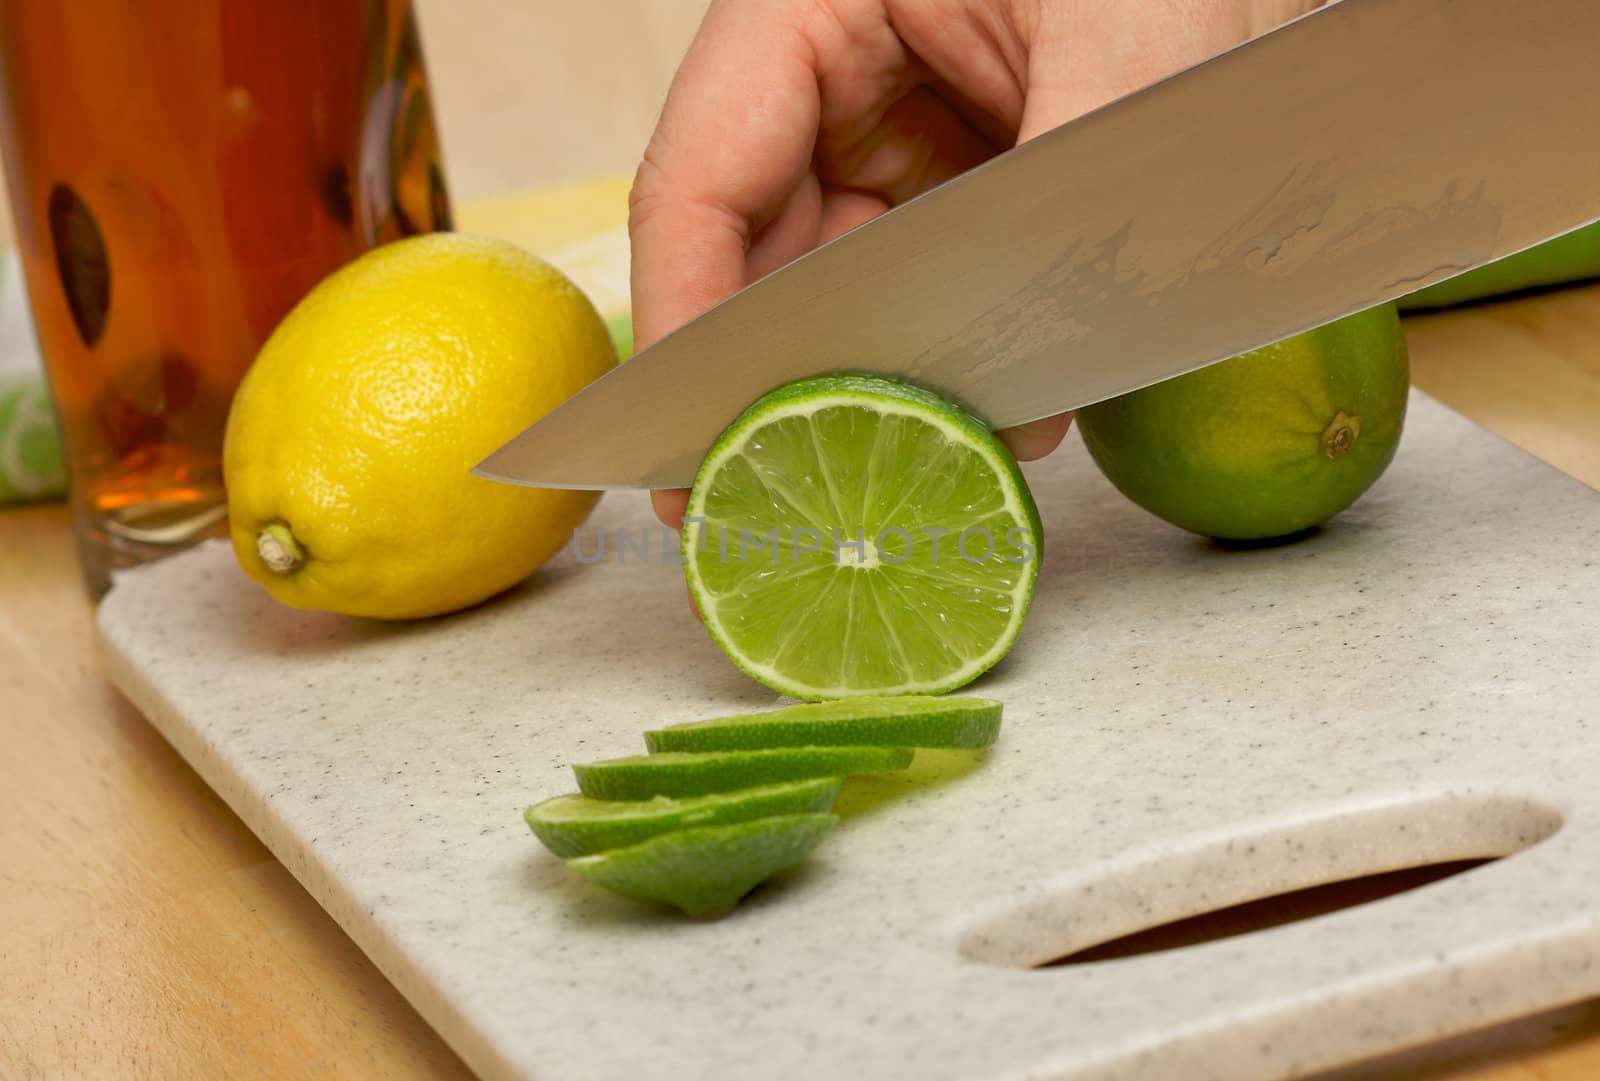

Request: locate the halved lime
(525, 777), (842, 858)
(573, 746), (913, 801)
(567, 813), (839, 918)
(644, 695), (1002, 753)
(683, 374), (1042, 700)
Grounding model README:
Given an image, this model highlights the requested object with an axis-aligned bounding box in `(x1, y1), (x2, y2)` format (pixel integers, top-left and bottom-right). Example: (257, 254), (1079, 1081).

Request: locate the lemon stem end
(257, 523), (305, 575)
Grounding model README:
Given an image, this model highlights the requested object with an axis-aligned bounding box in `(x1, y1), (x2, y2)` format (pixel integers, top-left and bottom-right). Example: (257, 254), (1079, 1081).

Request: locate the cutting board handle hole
(1035, 857), (1491, 966)
(957, 791), (1562, 969)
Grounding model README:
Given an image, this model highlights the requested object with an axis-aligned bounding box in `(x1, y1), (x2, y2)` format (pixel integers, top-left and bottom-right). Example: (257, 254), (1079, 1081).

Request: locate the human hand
(631, 0), (1324, 528)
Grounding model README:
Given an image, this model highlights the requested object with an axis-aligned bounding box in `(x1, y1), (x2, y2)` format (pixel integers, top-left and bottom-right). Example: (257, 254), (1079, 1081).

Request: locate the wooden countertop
(5, 3), (1600, 1078)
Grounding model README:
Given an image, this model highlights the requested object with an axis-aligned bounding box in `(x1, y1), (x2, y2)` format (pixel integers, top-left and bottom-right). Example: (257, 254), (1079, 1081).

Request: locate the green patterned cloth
(0, 376), (65, 502)
(0, 250), (65, 504)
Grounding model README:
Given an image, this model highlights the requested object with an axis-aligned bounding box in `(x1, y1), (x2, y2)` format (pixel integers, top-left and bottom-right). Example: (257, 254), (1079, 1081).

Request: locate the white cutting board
(97, 391), (1600, 1081)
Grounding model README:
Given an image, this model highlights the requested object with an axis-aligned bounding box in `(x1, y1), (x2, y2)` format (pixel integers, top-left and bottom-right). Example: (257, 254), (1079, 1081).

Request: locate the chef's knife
(477, 0), (1600, 491)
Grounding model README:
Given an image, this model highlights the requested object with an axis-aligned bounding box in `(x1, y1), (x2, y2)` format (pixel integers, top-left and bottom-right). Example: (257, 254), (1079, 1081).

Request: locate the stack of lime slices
(525, 696), (1002, 917)
(681, 374), (1042, 700)
(528, 375), (1033, 916)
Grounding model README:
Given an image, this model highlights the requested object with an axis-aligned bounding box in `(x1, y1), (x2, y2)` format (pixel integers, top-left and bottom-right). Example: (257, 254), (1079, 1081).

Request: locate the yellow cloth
(458, 174), (632, 320)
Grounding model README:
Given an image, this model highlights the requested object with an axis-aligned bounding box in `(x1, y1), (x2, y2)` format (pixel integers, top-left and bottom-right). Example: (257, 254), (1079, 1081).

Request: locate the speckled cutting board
(97, 390), (1600, 1081)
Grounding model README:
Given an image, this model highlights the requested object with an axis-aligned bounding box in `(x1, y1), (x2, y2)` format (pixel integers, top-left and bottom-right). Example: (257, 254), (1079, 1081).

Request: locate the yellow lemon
(223, 233), (615, 619)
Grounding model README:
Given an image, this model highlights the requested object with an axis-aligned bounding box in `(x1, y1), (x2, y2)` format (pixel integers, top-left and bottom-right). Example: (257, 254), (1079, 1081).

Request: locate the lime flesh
(567, 813), (839, 919)
(525, 777), (842, 858)
(683, 374), (1042, 700)
(645, 695), (1001, 753)
(573, 746), (913, 801)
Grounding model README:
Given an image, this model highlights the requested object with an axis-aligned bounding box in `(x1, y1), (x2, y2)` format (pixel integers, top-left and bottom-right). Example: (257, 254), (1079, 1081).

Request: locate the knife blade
(477, 0), (1600, 491)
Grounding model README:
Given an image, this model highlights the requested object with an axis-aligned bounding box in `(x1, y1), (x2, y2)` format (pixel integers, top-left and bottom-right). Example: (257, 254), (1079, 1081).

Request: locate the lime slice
(567, 813), (839, 918)
(644, 695), (1002, 753)
(573, 746), (913, 801)
(525, 777), (843, 858)
(683, 374), (1042, 700)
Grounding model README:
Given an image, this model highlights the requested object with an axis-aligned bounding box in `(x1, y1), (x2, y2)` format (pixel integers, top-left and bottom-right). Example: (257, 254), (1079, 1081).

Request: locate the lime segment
(683, 374), (1042, 700)
(644, 695), (1002, 753)
(525, 777), (842, 858)
(573, 746), (913, 801)
(567, 813), (839, 919)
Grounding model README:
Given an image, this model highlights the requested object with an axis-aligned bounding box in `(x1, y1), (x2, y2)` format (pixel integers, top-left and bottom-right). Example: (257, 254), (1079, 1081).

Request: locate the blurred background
(409, 0), (703, 198)
(0, 0), (710, 244)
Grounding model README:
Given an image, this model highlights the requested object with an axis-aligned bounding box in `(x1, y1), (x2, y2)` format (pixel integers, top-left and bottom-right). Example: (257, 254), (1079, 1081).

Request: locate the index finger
(630, 4), (826, 531)
(627, 0), (821, 353)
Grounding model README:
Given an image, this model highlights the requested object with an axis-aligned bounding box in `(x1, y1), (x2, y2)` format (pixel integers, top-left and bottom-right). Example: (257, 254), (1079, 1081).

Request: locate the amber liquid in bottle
(0, 0), (450, 595)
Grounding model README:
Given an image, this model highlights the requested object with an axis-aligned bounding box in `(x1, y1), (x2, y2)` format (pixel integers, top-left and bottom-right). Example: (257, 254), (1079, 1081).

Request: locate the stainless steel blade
(478, 0), (1600, 490)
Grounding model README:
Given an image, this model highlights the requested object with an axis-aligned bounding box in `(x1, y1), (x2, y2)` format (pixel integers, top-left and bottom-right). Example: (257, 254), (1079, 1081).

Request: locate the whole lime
(1076, 304), (1408, 541)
